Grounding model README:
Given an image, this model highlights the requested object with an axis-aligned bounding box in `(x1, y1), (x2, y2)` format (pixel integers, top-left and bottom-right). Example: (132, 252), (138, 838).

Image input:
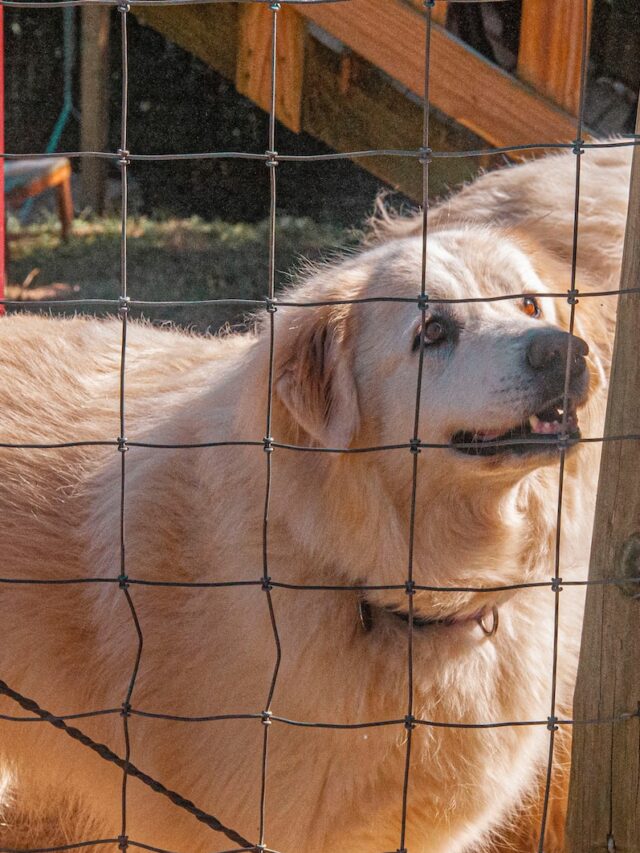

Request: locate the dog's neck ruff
(358, 599), (499, 637)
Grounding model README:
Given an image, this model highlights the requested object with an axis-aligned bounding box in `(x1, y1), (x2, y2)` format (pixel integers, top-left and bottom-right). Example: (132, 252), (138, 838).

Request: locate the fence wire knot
(265, 297), (278, 313)
(566, 288), (580, 305)
(261, 710), (273, 726)
(118, 573), (129, 590)
(265, 150), (279, 167)
(117, 436), (129, 453)
(417, 293), (430, 311)
(404, 580), (416, 597)
(117, 836), (129, 851)
(551, 576), (563, 593)
(607, 833), (617, 852)
(404, 714), (417, 731)
(419, 146), (432, 165)
(261, 576), (273, 592)
(263, 436), (274, 454)
(409, 438), (421, 455)
(572, 137), (585, 155)
(546, 715), (559, 732)
(269, 1), (281, 11)
(117, 148), (131, 167)
(121, 702), (131, 718)
(118, 295), (131, 315)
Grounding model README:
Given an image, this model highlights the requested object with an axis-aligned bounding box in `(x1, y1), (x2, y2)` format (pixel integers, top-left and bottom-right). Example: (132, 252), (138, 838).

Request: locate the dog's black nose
(526, 329), (589, 378)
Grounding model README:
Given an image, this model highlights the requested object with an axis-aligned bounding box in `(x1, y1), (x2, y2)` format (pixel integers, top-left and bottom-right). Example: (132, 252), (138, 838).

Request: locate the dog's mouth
(451, 397), (581, 457)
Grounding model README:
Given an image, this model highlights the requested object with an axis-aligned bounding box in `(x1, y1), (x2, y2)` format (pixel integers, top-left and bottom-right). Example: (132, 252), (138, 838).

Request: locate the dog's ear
(275, 303), (360, 448)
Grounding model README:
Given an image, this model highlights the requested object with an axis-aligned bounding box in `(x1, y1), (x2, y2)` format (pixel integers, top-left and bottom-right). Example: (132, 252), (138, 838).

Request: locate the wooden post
(566, 110), (640, 850)
(518, 0), (594, 116)
(430, 3), (447, 27)
(236, 4), (305, 133)
(79, 6), (111, 214)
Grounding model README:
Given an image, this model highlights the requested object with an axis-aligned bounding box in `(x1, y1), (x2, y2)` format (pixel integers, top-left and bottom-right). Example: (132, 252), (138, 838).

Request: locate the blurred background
(4, 0), (640, 332)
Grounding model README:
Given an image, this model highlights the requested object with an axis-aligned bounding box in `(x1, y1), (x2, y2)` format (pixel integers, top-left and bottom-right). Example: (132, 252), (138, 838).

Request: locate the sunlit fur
(0, 144), (631, 852)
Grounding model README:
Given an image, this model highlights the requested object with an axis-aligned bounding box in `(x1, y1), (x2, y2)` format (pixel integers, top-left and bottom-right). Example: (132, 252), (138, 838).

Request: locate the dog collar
(358, 599), (499, 637)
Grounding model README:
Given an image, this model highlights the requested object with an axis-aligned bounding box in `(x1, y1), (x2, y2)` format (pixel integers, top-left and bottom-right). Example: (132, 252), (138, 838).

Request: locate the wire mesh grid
(0, 1), (639, 852)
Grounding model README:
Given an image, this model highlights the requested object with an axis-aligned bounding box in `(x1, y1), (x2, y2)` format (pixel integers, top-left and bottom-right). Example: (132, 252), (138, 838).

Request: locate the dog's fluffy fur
(0, 144), (631, 852)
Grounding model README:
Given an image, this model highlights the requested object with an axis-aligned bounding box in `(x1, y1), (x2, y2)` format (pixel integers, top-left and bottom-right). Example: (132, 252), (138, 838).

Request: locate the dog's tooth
(529, 414), (541, 433)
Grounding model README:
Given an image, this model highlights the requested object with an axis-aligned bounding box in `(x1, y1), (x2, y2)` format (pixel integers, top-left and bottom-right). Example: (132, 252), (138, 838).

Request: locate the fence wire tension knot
(418, 146), (432, 166)
(550, 576), (563, 593)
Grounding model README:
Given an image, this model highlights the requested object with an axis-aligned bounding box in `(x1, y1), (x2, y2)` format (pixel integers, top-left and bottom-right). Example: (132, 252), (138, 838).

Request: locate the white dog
(0, 143), (631, 852)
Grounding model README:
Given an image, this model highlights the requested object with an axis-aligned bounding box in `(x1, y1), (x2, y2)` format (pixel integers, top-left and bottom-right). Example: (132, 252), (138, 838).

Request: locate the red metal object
(0, 5), (5, 306)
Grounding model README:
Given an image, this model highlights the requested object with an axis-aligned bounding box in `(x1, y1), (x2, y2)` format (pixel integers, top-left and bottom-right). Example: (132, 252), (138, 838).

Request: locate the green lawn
(7, 215), (355, 333)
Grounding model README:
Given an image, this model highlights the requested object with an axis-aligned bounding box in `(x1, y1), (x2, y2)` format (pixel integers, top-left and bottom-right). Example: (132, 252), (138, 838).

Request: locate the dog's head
(275, 227), (603, 472)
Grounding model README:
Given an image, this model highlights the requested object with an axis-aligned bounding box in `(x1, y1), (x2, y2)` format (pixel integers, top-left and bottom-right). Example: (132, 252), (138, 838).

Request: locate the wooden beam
(236, 5), (304, 133)
(518, 0), (594, 115)
(133, 3), (237, 80)
(297, 0), (578, 147)
(79, 5), (111, 213)
(566, 108), (640, 851)
(302, 37), (483, 201)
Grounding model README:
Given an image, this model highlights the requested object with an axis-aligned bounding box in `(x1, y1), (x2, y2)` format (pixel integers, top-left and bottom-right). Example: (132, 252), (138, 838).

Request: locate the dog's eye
(523, 296), (541, 318)
(413, 319), (447, 351)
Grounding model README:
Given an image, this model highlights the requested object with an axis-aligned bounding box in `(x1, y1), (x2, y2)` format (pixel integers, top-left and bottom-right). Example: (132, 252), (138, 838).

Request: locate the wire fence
(0, 1), (639, 852)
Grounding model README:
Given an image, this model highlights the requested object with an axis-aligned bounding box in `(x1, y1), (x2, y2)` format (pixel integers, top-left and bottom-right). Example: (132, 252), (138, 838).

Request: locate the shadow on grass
(7, 216), (357, 334)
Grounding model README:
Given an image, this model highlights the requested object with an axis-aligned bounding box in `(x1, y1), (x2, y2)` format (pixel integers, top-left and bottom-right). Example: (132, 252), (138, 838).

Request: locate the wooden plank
(519, 0), (594, 115)
(297, 0), (578, 147)
(79, 5), (110, 213)
(566, 107), (640, 851)
(133, 3), (237, 81)
(236, 5), (304, 133)
(302, 36), (485, 201)
(6, 162), (71, 207)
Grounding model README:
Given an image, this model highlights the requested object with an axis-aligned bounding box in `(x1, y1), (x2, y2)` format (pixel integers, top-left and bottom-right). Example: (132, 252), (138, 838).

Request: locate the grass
(7, 215), (356, 333)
